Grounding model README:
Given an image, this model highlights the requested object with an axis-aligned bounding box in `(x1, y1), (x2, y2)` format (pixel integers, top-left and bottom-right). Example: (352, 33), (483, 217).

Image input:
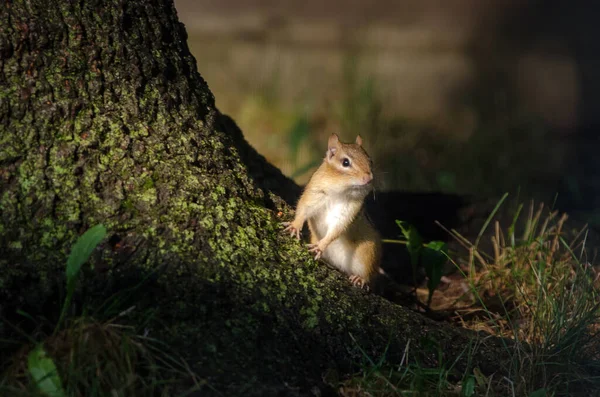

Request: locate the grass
(1, 317), (202, 397)
(336, 198), (600, 397)
(0, 226), (203, 397)
(335, 337), (484, 397)
(1, 189), (598, 397)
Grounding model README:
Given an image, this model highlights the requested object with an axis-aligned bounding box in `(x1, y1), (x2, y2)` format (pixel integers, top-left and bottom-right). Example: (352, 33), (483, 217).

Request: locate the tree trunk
(0, 0), (510, 395)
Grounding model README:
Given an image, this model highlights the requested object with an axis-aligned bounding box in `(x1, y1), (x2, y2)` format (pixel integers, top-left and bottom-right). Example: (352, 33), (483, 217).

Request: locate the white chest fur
(312, 196), (363, 275)
(325, 200), (350, 229)
(312, 196), (357, 239)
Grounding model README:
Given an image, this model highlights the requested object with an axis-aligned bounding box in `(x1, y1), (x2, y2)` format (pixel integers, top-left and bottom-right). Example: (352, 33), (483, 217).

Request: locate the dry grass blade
(428, 198), (600, 396)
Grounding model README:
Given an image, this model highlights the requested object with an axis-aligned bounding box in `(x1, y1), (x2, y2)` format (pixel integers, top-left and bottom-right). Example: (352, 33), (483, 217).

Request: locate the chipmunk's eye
(342, 158), (350, 167)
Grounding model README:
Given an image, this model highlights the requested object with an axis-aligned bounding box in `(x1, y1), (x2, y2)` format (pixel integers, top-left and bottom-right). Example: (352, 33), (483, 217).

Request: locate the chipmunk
(282, 133), (382, 289)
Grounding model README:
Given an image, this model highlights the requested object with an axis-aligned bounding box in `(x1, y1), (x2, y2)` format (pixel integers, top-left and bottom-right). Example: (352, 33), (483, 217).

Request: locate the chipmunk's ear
(327, 133), (339, 159)
(355, 135), (363, 146)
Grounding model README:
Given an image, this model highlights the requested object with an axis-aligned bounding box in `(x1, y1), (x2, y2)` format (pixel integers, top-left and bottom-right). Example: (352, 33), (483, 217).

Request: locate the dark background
(174, 0), (600, 225)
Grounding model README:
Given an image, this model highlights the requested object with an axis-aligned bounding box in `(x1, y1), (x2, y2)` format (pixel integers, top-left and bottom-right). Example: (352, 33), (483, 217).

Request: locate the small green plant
(27, 224), (107, 397)
(1, 224), (202, 396)
(385, 221), (448, 306)
(56, 224), (107, 332)
(27, 345), (65, 397)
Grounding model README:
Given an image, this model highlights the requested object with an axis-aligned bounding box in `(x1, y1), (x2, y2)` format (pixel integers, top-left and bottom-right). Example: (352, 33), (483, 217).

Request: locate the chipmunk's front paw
(306, 243), (324, 260)
(281, 221), (301, 240)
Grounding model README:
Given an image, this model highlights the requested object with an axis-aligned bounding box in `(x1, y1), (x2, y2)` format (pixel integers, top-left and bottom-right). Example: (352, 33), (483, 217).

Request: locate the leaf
(66, 224), (107, 284)
(57, 224), (107, 333)
(508, 203), (523, 247)
(462, 375), (475, 397)
(529, 389), (547, 397)
(395, 220), (410, 239)
(407, 227), (423, 269)
(28, 345), (66, 397)
(395, 221), (423, 268)
(422, 241), (448, 305)
(395, 220), (424, 287)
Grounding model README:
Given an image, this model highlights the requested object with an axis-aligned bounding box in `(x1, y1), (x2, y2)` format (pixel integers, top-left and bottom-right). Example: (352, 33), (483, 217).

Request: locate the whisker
(371, 185), (378, 201)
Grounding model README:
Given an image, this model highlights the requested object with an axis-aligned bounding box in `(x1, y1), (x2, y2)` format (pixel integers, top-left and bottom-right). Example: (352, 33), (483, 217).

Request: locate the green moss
(9, 241), (22, 249)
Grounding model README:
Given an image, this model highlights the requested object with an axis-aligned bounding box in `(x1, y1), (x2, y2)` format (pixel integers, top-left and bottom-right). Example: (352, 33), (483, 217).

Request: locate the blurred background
(174, 0), (600, 225)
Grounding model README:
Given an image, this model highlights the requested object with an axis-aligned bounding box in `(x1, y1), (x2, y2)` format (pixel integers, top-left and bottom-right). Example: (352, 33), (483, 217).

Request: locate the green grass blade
(66, 224), (107, 283)
(462, 375), (475, 397)
(507, 203), (523, 247)
(56, 224), (107, 333)
(475, 192), (508, 248)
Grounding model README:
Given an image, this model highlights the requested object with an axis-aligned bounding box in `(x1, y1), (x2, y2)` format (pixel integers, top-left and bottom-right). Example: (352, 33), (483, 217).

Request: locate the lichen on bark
(1, 0), (510, 395)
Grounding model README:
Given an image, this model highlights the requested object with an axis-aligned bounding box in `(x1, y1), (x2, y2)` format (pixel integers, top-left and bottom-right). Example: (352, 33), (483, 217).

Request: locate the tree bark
(0, 0), (510, 395)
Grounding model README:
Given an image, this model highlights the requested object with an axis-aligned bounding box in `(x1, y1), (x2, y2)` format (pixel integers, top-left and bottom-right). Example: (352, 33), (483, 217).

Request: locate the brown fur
(283, 134), (382, 288)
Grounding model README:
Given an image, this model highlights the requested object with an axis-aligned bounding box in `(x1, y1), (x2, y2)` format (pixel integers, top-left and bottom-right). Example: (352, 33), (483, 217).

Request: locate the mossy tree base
(1, 1), (512, 395)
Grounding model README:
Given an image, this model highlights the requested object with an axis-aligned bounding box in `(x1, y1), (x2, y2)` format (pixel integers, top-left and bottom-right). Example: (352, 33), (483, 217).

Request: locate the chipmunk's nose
(363, 173), (373, 184)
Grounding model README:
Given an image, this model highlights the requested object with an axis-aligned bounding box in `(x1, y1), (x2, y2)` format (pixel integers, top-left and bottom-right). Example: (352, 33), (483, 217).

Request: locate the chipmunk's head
(325, 133), (374, 193)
